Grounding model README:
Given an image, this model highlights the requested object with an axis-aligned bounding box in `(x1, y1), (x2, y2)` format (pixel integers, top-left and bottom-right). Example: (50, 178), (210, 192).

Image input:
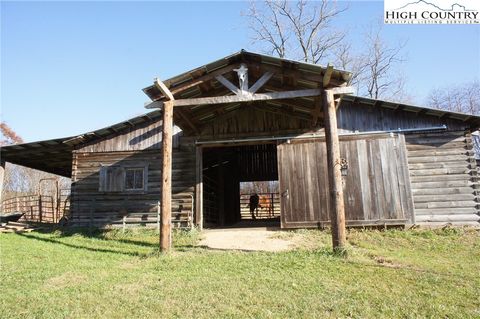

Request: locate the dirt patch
(44, 272), (87, 290)
(199, 228), (296, 252)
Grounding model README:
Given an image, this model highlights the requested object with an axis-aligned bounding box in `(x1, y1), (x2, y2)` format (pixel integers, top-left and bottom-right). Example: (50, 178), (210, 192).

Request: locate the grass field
(0, 226), (479, 318)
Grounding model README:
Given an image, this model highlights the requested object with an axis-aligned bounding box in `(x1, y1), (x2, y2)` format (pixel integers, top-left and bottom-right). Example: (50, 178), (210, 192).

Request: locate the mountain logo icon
(395, 0), (475, 11)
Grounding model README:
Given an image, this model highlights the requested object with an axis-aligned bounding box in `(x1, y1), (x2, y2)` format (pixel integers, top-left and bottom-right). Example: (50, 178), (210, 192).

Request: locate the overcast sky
(2, 1), (479, 142)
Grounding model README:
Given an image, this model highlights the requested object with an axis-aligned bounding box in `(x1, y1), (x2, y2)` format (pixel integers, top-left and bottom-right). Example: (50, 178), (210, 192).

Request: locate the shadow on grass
(17, 226), (202, 255)
(16, 232), (150, 257)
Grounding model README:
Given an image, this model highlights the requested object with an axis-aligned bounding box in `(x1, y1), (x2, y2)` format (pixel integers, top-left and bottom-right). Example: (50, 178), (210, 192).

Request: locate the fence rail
(240, 192), (280, 219)
(1, 195), (61, 223)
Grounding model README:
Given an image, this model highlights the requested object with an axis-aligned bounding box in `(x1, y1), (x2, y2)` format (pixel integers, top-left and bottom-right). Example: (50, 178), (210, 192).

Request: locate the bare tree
(426, 80), (480, 114)
(362, 26), (406, 99)
(332, 23), (408, 101)
(245, 3), (410, 101)
(426, 80), (480, 158)
(245, 0), (347, 64)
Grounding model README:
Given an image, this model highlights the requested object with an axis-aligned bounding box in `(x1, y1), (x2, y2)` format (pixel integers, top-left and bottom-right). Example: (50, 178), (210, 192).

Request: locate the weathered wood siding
(76, 119), (182, 152)
(70, 147), (195, 228)
(405, 130), (480, 226)
(337, 102), (468, 133)
(277, 134), (414, 228)
(70, 117), (195, 228)
(198, 105), (312, 138)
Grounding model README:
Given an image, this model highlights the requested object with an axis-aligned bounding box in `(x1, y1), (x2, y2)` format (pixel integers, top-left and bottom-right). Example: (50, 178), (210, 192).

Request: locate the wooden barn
(1, 50), (480, 234)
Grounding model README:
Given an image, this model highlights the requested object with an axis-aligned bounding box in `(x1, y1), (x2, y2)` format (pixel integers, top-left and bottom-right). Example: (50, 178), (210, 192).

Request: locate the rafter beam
(215, 75), (241, 95)
(146, 88), (327, 109)
(329, 86), (355, 95)
(175, 108), (199, 134)
(249, 63), (346, 87)
(168, 65), (237, 96)
(312, 96), (323, 126)
(323, 64), (334, 88)
(154, 78), (175, 100)
(248, 71), (274, 94)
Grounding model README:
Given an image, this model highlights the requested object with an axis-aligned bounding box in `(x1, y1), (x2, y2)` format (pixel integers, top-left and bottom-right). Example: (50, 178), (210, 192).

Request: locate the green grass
(0, 227), (479, 318)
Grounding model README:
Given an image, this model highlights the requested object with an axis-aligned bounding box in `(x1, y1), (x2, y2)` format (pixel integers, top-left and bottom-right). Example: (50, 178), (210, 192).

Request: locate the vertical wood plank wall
(405, 130), (480, 226)
(278, 134), (414, 228)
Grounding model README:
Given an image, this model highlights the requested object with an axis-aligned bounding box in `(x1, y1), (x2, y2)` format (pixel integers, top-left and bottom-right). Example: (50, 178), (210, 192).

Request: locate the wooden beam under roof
(246, 62), (346, 88)
(329, 86), (355, 95)
(323, 64), (334, 88)
(248, 71), (274, 94)
(146, 88), (321, 109)
(215, 75), (241, 95)
(154, 78), (175, 101)
(175, 108), (199, 134)
(169, 65), (237, 95)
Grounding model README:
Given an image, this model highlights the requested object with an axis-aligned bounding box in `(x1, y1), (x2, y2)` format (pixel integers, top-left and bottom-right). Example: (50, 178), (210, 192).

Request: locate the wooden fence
(240, 192), (280, 219)
(2, 195), (60, 223)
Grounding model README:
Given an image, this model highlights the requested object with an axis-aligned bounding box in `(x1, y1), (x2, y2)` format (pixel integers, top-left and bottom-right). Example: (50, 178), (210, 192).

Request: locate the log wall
(70, 148), (195, 228)
(405, 130), (480, 226)
(67, 99), (479, 229)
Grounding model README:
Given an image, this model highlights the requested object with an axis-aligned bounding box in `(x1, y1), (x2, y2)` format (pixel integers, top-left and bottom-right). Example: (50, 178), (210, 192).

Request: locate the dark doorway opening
(202, 143), (280, 228)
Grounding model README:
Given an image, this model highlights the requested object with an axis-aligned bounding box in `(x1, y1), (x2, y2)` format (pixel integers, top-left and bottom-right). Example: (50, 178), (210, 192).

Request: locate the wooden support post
(38, 196), (43, 223)
(0, 160), (5, 212)
(323, 89), (347, 252)
(160, 100), (173, 252)
(157, 201), (161, 234)
(195, 147), (203, 230)
(217, 153), (225, 226)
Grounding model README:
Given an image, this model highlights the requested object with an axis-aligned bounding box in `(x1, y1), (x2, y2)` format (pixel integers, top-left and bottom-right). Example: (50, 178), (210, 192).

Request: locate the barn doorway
(201, 143), (280, 228)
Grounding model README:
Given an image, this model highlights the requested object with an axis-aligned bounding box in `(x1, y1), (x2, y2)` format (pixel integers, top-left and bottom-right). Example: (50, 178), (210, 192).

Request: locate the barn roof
(2, 50), (480, 178)
(143, 50), (352, 101)
(142, 50), (352, 134)
(0, 110), (161, 177)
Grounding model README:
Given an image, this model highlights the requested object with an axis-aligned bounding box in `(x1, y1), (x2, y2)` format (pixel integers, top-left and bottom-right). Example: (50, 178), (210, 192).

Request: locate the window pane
(134, 169), (144, 189)
(125, 170), (135, 190)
